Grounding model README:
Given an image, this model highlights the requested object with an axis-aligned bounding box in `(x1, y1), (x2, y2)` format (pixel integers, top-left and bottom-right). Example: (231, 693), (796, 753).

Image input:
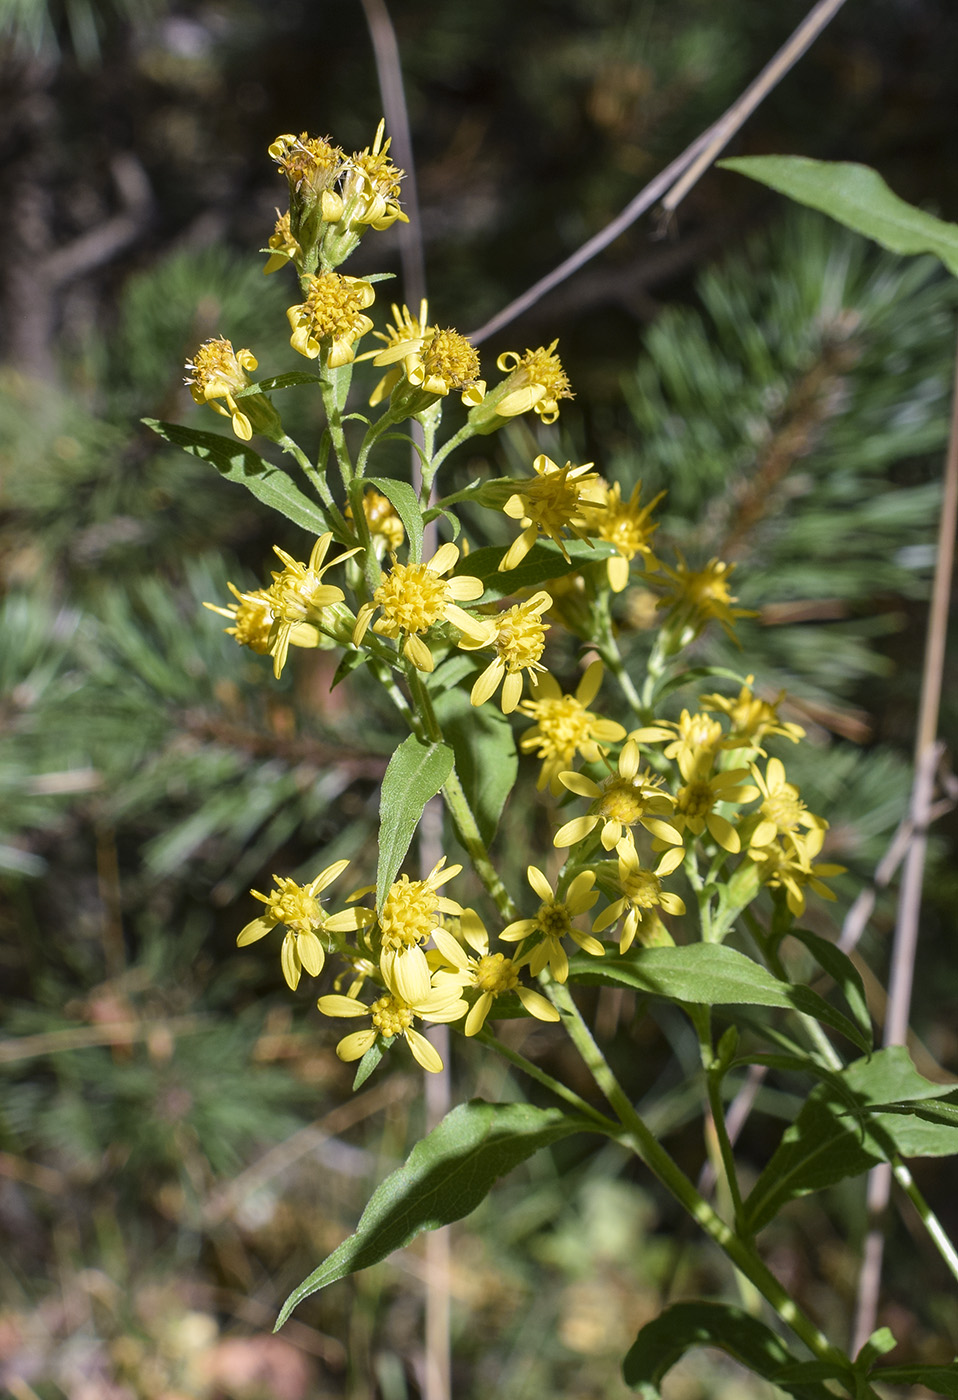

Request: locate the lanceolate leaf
(457, 538), (617, 603)
(237, 371), (324, 393)
(744, 1047), (958, 1234)
(622, 1301), (845, 1399)
(719, 157), (958, 278)
(788, 928), (873, 1047)
(870, 1364), (958, 1398)
(432, 686), (518, 845)
(365, 476), (425, 564)
(376, 735), (454, 906)
(144, 419), (331, 535)
(568, 944), (870, 1051)
(276, 1100), (595, 1329)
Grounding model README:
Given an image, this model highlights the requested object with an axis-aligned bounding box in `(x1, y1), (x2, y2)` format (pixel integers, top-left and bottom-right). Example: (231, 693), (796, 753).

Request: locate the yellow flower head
(744, 757), (827, 866)
(363, 300), (484, 409)
(671, 767), (758, 854)
(203, 582), (276, 655)
(237, 860), (370, 991)
(339, 120), (408, 231)
(499, 454), (604, 573)
(699, 675), (806, 751)
(317, 975), (468, 1074)
(184, 337), (259, 441)
(286, 273), (375, 366)
(269, 132), (344, 203)
(500, 867), (603, 984)
(345, 488), (405, 555)
(554, 739), (682, 852)
(629, 709), (729, 782)
(265, 532), (360, 679)
(592, 842), (686, 953)
(518, 659), (626, 794)
(376, 857), (463, 1004)
(657, 553), (754, 645)
(580, 480), (663, 593)
(431, 909), (560, 1036)
(263, 209), (302, 275)
(353, 542), (487, 673)
(491, 339), (574, 424)
(750, 840), (845, 918)
(462, 590), (552, 714)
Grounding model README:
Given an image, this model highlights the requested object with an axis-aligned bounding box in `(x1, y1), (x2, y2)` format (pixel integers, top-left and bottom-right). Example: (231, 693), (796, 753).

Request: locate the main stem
(549, 980), (848, 1368)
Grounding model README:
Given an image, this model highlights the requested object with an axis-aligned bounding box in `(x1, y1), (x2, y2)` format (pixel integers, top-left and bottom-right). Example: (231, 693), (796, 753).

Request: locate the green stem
(593, 610), (647, 722)
(891, 1159), (958, 1285)
(430, 422), (476, 475)
(549, 980), (849, 1369)
(278, 433), (352, 538)
(476, 1028), (616, 1130)
(319, 374), (355, 491)
(689, 1004), (749, 1237)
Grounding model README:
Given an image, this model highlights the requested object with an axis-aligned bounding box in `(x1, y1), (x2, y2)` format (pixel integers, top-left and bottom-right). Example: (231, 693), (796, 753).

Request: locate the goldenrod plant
(144, 125), (958, 1396)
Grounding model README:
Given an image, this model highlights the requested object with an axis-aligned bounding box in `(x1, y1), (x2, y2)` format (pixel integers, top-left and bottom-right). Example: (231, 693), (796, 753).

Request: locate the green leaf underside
(568, 944), (870, 1051)
(432, 686), (518, 845)
(457, 538), (617, 603)
(719, 156), (958, 278)
(276, 1100), (595, 1329)
(143, 419), (330, 535)
(788, 928), (873, 1043)
(622, 1301), (843, 1399)
(744, 1046), (958, 1233)
(237, 371), (323, 394)
(376, 735), (454, 907)
(365, 476), (425, 564)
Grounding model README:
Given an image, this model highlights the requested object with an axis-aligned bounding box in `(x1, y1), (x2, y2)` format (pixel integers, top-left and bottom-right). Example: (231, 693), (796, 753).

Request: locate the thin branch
(853, 319), (958, 1353)
(468, 0), (848, 345)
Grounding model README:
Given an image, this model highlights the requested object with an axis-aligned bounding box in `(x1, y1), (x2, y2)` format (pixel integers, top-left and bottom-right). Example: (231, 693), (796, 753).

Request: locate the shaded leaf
(568, 944), (870, 1051)
(366, 476), (425, 564)
(144, 419), (330, 535)
(622, 1301), (844, 1399)
(457, 539), (616, 603)
(433, 686), (518, 845)
(871, 1364), (958, 1397)
(745, 1047), (958, 1233)
(377, 736), (454, 906)
(788, 928), (873, 1047)
(276, 1100), (595, 1328)
(719, 157), (958, 277)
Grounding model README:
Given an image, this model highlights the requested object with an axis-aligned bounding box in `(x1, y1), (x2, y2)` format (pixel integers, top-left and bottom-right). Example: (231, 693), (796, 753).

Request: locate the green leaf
(719, 157), (958, 277)
(352, 1039), (387, 1091)
(744, 1047), (958, 1233)
(366, 476), (425, 563)
(432, 686), (518, 845)
(238, 371), (323, 394)
(330, 649), (368, 691)
(276, 1100), (594, 1328)
(456, 538), (617, 603)
(376, 735), (454, 906)
(622, 1301), (844, 1399)
(143, 419), (330, 535)
(568, 944), (870, 1051)
(871, 1364), (958, 1397)
(788, 928), (873, 1047)
(651, 665), (748, 704)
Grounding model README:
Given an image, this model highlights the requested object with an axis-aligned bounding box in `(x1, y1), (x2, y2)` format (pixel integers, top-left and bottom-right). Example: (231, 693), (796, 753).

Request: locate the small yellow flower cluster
(363, 300), (485, 413)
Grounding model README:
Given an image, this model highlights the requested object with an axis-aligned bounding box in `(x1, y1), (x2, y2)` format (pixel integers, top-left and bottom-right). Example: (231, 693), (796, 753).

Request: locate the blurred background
(2, 1), (958, 1396)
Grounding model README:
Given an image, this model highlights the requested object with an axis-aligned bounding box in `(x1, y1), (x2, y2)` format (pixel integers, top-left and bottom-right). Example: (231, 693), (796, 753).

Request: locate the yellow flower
(518, 659), (626, 795)
(431, 909), (560, 1035)
(656, 554), (754, 645)
(339, 120), (408, 232)
(592, 843), (686, 953)
(203, 582), (277, 655)
(462, 590), (552, 713)
(743, 757), (827, 865)
(671, 767), (758, 853)
(317, 976), (467, 1074)
(262, 209), (302, 275)
(375, 857), (463, 1004)
(345, 488), (405, 555)
(699, 676), (805, 751)
(499, 454), (605, 573)
(286, 273), (375, 366)
(580, 480), (663, 592)
(500, 866), (603, 984)
(353, 543), (487, 673)
(630, 709), (729, 782)
(750, 841), (845, 918)
(470, 339), (573, 430)
(269, 131), (344, 208)
(265, 532), (360, 678)
(237, 860), (370, 991)
(184, 337), (259, 441)
(363, 301), (484, 409)
(554, 739), (682, 852)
